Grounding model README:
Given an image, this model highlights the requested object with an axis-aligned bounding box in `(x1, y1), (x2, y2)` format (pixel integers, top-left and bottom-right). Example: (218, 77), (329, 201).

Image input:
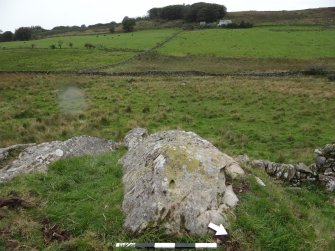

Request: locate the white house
(218, 20), (232, 26)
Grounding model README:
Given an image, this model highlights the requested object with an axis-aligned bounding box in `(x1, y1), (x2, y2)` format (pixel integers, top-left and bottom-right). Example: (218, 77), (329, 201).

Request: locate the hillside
(227, 7), (335, 25)
(20, 7), (335, 39)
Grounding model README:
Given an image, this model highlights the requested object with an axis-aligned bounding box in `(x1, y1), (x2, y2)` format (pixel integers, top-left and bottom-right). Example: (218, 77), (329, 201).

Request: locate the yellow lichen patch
(162, 144), (205, 181)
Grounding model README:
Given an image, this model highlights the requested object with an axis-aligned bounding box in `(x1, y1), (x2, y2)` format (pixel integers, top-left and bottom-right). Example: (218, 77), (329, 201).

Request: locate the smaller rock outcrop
(0, 136), (116, 182)
(121, 129), (244, 236)
(123, 128), (148, 150)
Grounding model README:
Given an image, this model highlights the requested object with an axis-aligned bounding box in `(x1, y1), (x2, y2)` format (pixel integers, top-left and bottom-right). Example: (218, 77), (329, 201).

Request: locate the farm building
(218, 19), (232, 26)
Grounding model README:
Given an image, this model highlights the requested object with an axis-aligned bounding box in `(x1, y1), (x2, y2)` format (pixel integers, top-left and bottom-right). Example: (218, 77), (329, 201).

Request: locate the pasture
(0, 29), (178, 50)
(1, 26), (334, 72)
(159, 26), (335, 58)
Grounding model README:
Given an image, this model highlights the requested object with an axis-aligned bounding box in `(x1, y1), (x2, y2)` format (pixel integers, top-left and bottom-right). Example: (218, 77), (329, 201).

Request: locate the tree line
(0, 2), (227, 42)
(0, 17), (136, 43)
(148, 2), (227, 22)
(0, 27), (35, 42)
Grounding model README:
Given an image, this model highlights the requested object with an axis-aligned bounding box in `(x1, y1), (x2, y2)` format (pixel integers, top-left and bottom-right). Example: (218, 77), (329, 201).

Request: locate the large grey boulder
(120, 129), (244, 236)
(0, 136), (116, 182)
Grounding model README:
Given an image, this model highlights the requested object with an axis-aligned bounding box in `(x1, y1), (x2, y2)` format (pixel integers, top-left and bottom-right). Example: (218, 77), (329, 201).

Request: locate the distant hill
(227, 7), (335, 25)
(28, 7), (335, 39)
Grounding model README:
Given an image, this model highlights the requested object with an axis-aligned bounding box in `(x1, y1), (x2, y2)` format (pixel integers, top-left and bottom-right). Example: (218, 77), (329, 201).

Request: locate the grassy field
(0, 29), (178, 50)
(159, 27), (335, 59)
(1, 74), (334, 163)
(1, 26), (334, 72)
(0, 29), (177, 71)
(0, 49), (134, 71)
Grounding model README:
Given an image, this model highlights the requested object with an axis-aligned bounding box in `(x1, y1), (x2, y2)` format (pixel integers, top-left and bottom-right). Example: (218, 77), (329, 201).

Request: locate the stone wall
(235, 144), (335, 192)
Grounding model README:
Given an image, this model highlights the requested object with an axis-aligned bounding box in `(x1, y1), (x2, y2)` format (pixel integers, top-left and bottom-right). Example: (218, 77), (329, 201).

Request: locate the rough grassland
(0, 74), (334, 163)
(159, 27), (335, 59)
(227, 7), (335, 26)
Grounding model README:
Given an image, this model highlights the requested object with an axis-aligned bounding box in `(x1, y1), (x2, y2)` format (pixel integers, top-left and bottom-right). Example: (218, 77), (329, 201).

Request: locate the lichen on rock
(120, 129), (244, 236)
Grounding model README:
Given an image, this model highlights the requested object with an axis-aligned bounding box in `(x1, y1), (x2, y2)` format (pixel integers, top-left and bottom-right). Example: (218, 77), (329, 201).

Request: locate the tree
(148, 8), (161, 19)
(148, 2), (226, 22)
(14, 27), (32, 41)
(109, 21), (117, 33)
(0, 31), (14, 42)
(122, 16), (136, 32)
(160, 5), (186, 20)
(185, 3), (226, 22)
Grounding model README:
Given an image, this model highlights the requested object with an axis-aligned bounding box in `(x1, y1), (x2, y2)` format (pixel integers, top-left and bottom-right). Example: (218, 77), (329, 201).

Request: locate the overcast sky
(0, 0), (334, 32)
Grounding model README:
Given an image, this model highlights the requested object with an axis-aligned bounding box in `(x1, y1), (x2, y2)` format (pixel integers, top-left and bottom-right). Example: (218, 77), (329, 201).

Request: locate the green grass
(0, 29), (178, 50)
(0, 150), (334, 250)
(0, 28), (179, 71)
(159, 27), (335, 59)
(1, 27), (335, 72)
(0, 49), (134, 71)
(0, 74), (334, 163)
(0, 151), (126, 250)
(230, 169), (335, 250)
(0, 150), (212, 250)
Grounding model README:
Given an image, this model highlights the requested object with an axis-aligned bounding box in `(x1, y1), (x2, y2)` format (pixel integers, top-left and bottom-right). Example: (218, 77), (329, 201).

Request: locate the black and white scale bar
(115, 243), (217, 249)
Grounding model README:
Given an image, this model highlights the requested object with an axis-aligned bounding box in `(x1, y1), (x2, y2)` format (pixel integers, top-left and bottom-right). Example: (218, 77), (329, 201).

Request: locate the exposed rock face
(120, 129), (244, 236)
(123, 128), (148, 150)
(0, 136), (116, 182)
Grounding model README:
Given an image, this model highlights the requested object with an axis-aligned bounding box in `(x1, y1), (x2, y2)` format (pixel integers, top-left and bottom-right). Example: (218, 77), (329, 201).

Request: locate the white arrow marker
(208, 222), (228, 236)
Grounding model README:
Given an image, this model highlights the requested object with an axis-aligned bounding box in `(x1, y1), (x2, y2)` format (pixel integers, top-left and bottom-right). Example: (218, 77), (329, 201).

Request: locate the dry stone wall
(235, 143), (335, 192)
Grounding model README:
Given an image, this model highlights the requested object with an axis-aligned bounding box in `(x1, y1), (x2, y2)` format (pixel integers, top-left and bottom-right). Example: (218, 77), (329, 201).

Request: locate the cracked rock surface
(120, 129), (244, 235)
(0, 136), (116, 182)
